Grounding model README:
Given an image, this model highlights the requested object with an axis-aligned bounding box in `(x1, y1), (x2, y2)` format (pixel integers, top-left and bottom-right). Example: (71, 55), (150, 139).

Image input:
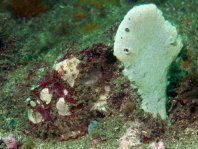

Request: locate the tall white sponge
(114, 4), (183, 119)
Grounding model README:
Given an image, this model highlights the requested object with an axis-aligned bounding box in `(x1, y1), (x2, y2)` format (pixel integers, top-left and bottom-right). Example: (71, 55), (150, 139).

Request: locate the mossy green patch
(91, 114), (126, 140)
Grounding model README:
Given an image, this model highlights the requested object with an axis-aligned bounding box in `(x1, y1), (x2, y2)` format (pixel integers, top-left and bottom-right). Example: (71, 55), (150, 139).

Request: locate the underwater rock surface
(0, 0), (198, 148)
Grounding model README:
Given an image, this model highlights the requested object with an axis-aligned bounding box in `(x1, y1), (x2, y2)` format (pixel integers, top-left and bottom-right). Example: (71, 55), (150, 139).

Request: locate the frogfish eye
(123, 48), (130, 55)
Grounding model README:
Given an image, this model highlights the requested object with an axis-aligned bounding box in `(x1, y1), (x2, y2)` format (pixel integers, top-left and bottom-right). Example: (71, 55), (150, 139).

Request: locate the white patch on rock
(40, 88), (52, 104)
(25, 97), (31, 103)
(56, 97), (71, 116)
(91, 86), (110, 113)
(150, 141), (165, 149)
(54, 57), (80, 87)
(83, 70), (102, 87)
(63, 89), (68, 96)
(30, 101), (36, 107)
(28, 109), (43, 124)
(118, 122), (141, 149)
(36, 100), (41, 105)
(113, 4), (183, 119)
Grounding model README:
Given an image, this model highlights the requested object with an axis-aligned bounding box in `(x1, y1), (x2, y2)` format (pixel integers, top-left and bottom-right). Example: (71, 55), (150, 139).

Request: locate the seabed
(0, 0), (198, 148)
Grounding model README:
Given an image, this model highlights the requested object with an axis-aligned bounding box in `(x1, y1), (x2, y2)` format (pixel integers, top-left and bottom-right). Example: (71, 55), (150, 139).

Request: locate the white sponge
(114, 4), (183, 119)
